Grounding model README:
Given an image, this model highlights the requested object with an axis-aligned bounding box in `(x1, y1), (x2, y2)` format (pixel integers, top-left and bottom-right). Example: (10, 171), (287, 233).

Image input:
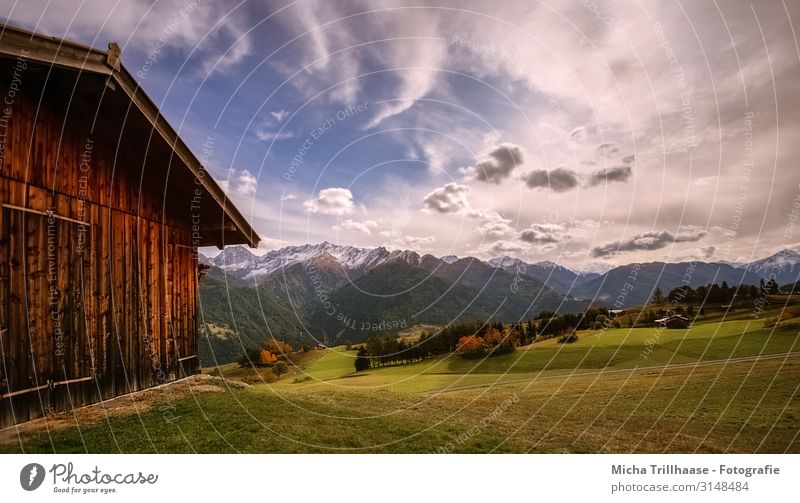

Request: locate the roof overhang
(0, 24), (260, 249)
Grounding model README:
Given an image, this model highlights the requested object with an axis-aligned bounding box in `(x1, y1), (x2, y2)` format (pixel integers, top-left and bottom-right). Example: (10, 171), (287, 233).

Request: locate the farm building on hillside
(654, 314), (689, 329)
(0, 26), (259, 428)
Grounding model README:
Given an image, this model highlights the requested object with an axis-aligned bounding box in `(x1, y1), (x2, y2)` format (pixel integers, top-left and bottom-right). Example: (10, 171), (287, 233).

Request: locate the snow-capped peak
(488, 256), (526, 269)
(739, 249), (800, 272)
(534, 260), (563, 270)
(208, 245), (257, 270)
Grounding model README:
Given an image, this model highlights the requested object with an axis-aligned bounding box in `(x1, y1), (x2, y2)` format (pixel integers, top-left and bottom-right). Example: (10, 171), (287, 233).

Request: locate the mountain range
(198, 243), (800, 363)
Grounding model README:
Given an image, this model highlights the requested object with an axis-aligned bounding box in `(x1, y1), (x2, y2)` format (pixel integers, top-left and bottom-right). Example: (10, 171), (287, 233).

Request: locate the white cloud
(470, 209), (515, 237)
(478, 220), (515, 238)
(693, 176), (718, 187)
(484, 240), (526, 257)
(270, 110), (289, 121)
(256, 235), (288, 255)
(304, 188), (356, 215)
(254, 129), (296, 142)
(391, 235), (436, 248)
(234, 170), (257, 196)
(422, 182), (470, 213)
(219, 169), (257, 197)
(332, 219), (379, 235)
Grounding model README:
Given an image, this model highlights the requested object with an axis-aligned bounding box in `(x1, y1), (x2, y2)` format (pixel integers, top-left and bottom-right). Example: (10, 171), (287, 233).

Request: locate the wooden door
(0, 205), (95, 426)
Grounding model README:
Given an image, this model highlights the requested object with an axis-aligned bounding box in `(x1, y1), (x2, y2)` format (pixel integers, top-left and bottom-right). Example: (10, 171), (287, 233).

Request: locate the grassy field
(1, 315), (798, 453)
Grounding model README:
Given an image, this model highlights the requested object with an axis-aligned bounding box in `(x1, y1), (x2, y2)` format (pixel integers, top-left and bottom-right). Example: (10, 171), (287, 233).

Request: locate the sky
(3, 0), (799, 271)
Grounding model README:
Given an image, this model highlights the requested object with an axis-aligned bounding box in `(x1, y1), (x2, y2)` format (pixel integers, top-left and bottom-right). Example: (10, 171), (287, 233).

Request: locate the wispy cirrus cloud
(333, 218), (379, 235)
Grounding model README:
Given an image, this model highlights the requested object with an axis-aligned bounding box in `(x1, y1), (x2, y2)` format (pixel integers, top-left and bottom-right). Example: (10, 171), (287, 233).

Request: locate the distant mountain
(198, 268), (307, 365)
(488, 256), (597, 293)
(573, 261), (766, 306)
(198, 242), (788, 364)
(309, 257), (579, 342)
(207, 242), (418, 281)
(440, 255), (459, 264)
(737, 249), (800, 285)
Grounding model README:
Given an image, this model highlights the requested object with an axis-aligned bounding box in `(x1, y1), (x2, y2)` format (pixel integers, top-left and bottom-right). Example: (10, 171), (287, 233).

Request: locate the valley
(199, 243), (800, 364)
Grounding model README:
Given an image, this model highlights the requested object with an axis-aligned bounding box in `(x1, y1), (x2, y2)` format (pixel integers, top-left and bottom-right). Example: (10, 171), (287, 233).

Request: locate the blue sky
(4, 0), (800, 270)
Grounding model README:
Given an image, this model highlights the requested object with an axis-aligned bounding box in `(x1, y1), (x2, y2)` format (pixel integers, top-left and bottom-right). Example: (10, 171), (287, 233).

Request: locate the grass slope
(3, 356), (797, 453)
(2, 318), (798, 453)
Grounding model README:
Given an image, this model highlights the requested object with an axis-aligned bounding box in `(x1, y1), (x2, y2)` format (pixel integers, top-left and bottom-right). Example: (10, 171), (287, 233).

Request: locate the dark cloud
(591, 229), (707, 257)
(622, 155), (635, 164)
(596, 142), (619, 156)
(519, 223), (570, 244)
(588, 165), (632, 186)
(422, 182), (470, 213)
(523, 168), (579, 192)
(567, 127), (587, 143)
(462, 143), (525, 184)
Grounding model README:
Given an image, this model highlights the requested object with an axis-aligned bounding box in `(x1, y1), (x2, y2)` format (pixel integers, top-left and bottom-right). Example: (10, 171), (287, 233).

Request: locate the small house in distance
(0, 26), (259, 428)
(654, 314), (689, 329)
(607, 309), (625, 318)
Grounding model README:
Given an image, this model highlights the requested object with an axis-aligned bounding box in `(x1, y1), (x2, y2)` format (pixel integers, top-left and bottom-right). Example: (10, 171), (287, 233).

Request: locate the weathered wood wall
(0, 61), (200, 428)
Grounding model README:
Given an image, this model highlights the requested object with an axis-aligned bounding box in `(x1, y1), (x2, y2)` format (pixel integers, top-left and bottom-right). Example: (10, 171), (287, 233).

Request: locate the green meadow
(2, 314), (799, 454)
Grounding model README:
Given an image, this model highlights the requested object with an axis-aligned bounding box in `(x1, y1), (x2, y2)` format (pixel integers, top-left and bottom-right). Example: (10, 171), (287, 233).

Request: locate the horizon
(5, 1), (800, 271)
(201, 240), (800, 274)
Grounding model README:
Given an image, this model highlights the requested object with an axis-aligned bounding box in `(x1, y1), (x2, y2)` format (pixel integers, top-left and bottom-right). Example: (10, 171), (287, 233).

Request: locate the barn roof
(0, 24), (260, 249)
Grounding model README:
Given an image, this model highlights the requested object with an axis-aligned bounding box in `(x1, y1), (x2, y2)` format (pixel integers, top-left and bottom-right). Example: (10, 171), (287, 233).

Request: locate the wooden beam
(1, 383), (49, 400)
(0, 27), (111, 76)
(2, 203), (89, 226)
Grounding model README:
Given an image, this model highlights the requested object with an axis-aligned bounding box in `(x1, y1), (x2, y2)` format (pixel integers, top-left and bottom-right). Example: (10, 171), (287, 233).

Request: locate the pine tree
(354, 347), (370, 372)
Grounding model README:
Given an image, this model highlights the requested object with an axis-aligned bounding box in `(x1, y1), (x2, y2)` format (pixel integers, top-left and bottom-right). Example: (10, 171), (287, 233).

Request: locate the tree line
(355, 317), (555, 371)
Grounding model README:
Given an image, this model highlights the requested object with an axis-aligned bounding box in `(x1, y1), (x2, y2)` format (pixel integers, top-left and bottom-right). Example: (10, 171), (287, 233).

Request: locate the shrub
(557, 332), (579, 344)
(238, 348), (262, 367)
(273, 360), (288, 376)
(262, 339), (293, 357)
(484, 328), (516, 355)
(457, 328), (520, 358)
(457, 335), (487, 358)
(259, 349), (278, 365)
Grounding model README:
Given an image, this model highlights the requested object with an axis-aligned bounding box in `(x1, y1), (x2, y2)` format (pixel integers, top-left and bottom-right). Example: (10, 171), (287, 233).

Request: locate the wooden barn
(0, 26), (259, 428)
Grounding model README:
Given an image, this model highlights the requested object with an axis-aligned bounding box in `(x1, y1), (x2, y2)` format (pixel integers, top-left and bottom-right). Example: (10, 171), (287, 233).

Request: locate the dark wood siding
(0, 61), (200, 428)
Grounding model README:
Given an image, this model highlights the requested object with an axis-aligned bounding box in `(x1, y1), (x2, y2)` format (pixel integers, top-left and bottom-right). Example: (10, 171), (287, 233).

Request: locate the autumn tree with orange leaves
(457, 328), (517, 359)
